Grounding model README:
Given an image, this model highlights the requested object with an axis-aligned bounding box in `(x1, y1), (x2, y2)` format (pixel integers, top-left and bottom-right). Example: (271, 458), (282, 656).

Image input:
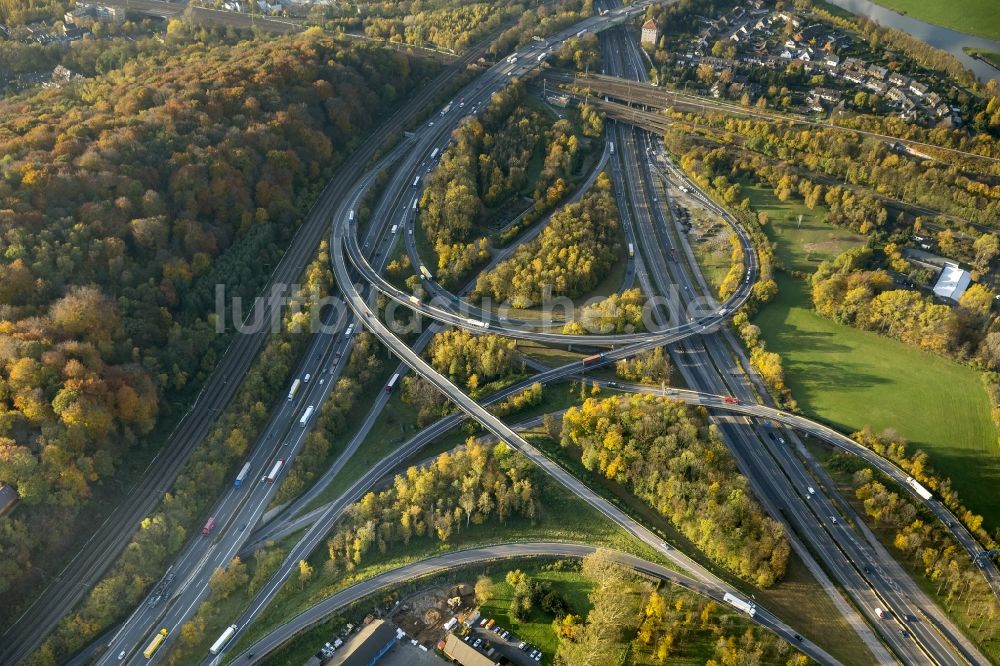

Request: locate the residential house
(909, 81), (928, 96)
(864, 79), (889, 94)
(867, 63), (888, 80)
(888, 72), (910, 87)
(824, 52), (840, 67)
(812, 87), (840, 102)
(886, 87), (908, 103)
(842, 56), (864, 71)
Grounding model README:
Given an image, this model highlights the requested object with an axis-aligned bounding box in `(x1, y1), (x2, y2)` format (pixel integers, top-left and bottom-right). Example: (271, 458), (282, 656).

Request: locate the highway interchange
(20, 3), (1000, 666)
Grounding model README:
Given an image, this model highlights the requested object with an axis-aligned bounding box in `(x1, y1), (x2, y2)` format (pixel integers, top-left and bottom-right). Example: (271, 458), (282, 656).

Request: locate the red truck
(723, 396), (739, 404)
(202, 516), (216, 536)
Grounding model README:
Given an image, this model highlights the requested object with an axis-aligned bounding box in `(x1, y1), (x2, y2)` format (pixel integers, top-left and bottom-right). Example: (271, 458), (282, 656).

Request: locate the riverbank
(820, 0), (1000, 81)
(964, 47), (1000, 71)
(867, 0), (1000, 42)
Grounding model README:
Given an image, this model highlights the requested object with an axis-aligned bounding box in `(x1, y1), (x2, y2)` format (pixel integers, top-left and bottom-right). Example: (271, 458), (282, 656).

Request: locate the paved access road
(227, 543), (838, 665)
(5, 36), (500, 666)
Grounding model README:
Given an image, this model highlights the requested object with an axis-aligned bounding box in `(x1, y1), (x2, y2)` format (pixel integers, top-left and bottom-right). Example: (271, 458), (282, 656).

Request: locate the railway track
(0, 40), (494, 666)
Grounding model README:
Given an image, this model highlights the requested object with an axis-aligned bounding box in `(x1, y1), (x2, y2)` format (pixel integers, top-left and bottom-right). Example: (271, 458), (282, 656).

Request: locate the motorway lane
(103, 5), (984, 664)
(226, 543), (839, 665)
(648, 140), (988, 664)
(98, 143), (420, 665)
(0, 34), (511, 665)
(604, 25), (901, 663)
(605, 17), (983, 663)
(337, 46), (753, 348)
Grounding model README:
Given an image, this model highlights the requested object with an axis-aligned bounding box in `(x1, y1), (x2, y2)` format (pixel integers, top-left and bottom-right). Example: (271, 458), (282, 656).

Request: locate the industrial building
(933, 263), (971, 302)
(327, 620), (397, 666)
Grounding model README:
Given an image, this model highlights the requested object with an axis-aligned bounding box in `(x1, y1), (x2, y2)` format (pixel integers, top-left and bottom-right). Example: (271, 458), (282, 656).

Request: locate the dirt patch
(390, 581), (477, 645)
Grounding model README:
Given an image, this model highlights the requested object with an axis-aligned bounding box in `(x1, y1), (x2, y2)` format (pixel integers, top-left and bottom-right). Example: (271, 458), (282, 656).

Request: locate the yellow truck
(143, 628), (168, 659)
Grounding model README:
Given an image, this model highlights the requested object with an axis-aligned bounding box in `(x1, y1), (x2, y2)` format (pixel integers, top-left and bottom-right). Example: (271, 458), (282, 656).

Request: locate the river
(823, 0), (1000, 82)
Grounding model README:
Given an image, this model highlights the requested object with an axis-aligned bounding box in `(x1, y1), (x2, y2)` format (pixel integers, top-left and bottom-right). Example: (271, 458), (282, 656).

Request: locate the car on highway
(117, 650), (126, 660)
(830, 516), (838, 524)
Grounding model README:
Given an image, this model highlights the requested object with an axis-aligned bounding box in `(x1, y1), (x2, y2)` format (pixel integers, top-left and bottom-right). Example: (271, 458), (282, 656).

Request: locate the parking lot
(466, 618), (543, 665)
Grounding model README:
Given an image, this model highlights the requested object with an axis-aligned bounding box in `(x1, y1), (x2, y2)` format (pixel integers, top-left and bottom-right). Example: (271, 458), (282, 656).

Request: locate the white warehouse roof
(933, 263), (971, 302)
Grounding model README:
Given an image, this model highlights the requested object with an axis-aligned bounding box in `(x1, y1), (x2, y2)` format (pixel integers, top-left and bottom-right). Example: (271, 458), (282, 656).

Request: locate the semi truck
(430, 148), (440, 160)
(299, 405), (315, 426)
(348, 210), (354, 221)
(412, 176), (420, 188)
(906, 476), (933, 501)
(265, 459), (284, 483)
(466, 318), (490, 330)
(287, 378), (301, 401)
(628, 243), (634, 257)
(386, 373), (400, 394)
(143, 629), (168, 659)
(234, 462), (252, 488)
(419, 265), (433, 281)
(723, 592), (756, 617)
(408, 295), (421, 306)
(202, 516), (215, 536)
(390, 224), (398, 234)
(582, 353), (607, 365)
(209, 625), (238, 655)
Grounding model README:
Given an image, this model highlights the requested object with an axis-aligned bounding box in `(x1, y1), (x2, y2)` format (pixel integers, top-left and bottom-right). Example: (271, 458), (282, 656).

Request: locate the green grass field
(866, 0), (1000, 41)
(744, 184), (865, 273)
(741, 183), (1000, 528)
(757, 275), (1000, 528)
